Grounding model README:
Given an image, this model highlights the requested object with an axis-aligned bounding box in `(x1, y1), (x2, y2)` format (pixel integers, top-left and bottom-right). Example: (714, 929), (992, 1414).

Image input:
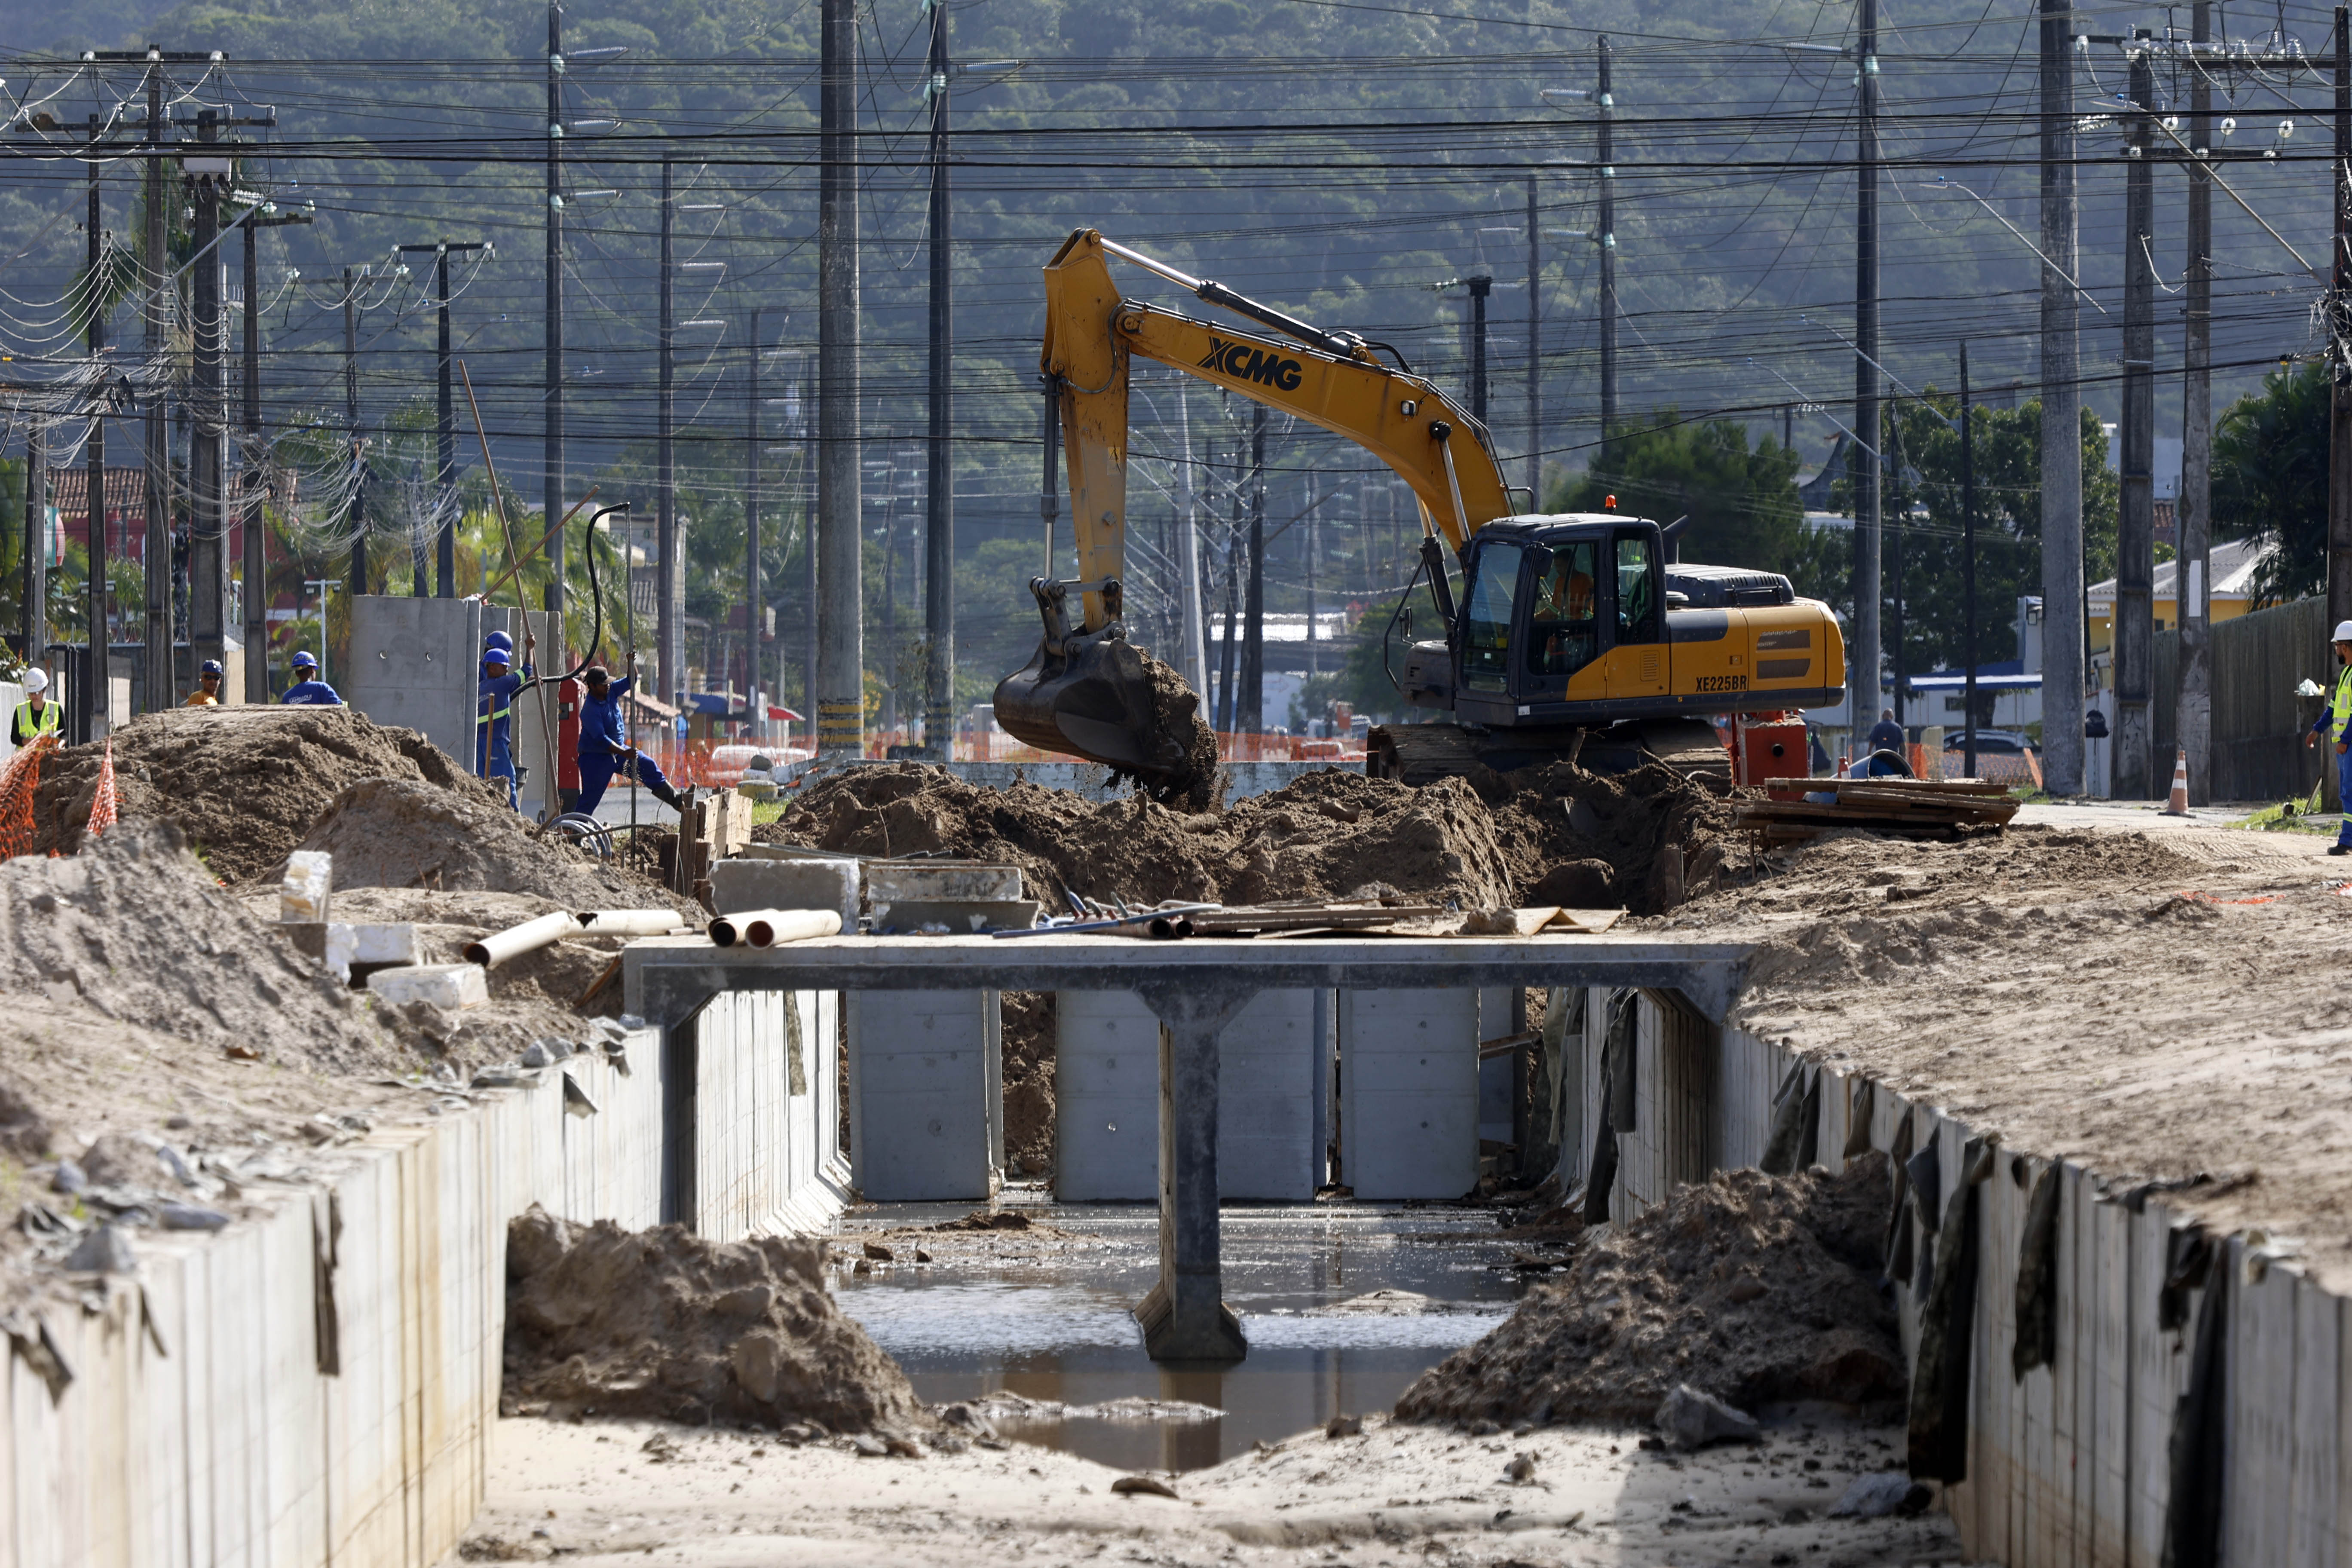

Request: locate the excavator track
(1368, 719), (1731, 787)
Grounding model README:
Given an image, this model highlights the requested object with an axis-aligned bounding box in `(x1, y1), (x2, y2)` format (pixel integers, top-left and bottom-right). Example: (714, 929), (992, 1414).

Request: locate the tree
(1548, 413), (1804, 576)
(2212, 359), (2326, 605)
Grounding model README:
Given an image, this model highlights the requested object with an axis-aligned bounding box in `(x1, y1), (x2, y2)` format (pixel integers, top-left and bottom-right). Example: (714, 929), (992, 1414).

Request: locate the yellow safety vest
(12, 698), (58, 744)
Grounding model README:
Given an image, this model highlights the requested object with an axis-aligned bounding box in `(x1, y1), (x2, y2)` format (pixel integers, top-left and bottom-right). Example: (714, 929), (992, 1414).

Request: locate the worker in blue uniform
(279, 651), (343, 706)
(476, 631), (535, 809)
(573, 665), (687, 815)
(2308, 619), (2352, 855)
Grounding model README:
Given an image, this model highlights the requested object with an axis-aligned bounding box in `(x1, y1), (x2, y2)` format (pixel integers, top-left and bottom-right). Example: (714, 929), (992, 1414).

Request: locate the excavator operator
(1529, 542), (1598, 677)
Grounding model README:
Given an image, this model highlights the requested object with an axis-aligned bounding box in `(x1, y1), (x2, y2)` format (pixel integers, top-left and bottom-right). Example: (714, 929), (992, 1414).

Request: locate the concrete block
(1056, 988), (1325, 1202)
(846, 989), (998, 1201)
(1339, 988), (1480, 1200)
(366, 963), (489, 1011)
(710, 855), (859, 928)
(281, 850), (331, 923)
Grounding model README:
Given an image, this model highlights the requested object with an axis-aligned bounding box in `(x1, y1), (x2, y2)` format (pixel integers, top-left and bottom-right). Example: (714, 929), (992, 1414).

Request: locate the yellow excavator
(993, 229), (1847, 796)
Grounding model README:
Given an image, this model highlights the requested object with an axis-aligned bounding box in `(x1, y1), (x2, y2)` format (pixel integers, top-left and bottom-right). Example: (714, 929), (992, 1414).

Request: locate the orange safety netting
(0, 733), (58, 861)
(85, 739), (117, 839)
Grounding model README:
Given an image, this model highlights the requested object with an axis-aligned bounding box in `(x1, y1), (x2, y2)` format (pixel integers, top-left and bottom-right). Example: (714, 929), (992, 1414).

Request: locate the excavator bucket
(993, 579), (1217, 810)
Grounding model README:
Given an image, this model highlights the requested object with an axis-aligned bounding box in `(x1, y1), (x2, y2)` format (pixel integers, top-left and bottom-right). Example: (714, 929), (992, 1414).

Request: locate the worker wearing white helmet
(2306, 619), (2352, 856)
(10, 667), (58, 747)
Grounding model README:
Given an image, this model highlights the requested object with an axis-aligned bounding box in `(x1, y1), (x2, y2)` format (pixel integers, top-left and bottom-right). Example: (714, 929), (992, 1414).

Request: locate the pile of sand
(1395, 1155), (1904, 1427)
(290, 778), (682, 911)
(0, 823), (397, 1078)
(33, 706), (506, 881)
(502, 1206), (928, 1434)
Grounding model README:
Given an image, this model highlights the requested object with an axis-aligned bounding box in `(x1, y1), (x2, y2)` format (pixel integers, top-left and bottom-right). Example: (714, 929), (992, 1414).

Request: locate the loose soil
(502, 1205), (928, 1435)
(1000, 991), (1056, 1177)
(33, 705), (506, 880)
(1139, 649), (1218, 813)
(1394, 1155), (1904, 1427)
(762, 760), (1741, 918)
(291, 777), (685, 911)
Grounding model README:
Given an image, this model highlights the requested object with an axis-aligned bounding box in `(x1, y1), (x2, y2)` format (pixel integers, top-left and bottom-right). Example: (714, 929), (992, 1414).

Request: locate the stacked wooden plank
(1734, 777), (2021, 844)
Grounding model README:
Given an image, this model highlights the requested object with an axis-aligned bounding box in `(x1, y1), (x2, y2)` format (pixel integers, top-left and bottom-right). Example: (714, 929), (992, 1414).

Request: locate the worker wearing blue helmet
(184, 658), (224, 707)
(477, 628), (535, 809)
(279, 651), (343, 705)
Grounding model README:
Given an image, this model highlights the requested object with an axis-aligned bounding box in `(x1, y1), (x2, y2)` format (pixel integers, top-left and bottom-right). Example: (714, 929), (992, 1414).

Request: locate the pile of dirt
(289, 778), (683, 911)
(32, 705), (507, 880)
(502, 1205), (928, 1435)
(1394, 1155), (1904, 1427)
(1000, 991), (1056, 1177)
(0, 823), (398, 1077)
(1138, 649), (1219, 813)
(1485, 759), (1754, 913)
(764, 764), (1541, 912)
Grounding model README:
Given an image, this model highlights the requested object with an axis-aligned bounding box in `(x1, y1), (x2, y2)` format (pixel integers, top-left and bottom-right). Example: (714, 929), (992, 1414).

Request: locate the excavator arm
(1041, 227), (1515, 633)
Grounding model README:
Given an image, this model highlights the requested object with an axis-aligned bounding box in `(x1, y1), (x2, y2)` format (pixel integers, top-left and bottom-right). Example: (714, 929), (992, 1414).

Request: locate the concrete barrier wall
(1565, 988), (2343, 1568)
(692, 990), (851, 1237)
(0, 997), (842, 1568)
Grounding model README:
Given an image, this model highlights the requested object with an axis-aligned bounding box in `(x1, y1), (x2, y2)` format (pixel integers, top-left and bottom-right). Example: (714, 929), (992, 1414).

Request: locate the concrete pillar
(1132, 979), (1253, 1363)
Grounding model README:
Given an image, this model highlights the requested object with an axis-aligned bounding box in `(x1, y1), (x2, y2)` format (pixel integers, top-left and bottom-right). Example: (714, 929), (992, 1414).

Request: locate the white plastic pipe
(575, 909), (688, 936)
(709, 908), (843, 948)
(462, 911), (582, 968)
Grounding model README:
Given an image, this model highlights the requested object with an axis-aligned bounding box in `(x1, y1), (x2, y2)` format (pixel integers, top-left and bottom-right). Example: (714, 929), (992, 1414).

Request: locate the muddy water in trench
(830, 1194), (1527, 1472)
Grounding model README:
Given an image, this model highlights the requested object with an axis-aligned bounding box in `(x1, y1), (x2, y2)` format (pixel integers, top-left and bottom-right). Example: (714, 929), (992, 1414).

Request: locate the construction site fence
(2153, 594), (2336, 805)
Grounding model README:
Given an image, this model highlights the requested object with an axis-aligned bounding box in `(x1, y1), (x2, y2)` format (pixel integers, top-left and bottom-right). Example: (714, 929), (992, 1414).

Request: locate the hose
(541, 502), (628, 691)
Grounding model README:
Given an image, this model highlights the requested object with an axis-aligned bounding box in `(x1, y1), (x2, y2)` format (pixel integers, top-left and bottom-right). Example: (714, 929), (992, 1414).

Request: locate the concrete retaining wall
(0, 992), (842, 1568)
(1562, 986), (2343, 1568)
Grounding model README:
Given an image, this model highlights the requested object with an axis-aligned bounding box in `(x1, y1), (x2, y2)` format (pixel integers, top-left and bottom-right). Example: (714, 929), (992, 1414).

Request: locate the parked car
(1943, 729), (2036, 754)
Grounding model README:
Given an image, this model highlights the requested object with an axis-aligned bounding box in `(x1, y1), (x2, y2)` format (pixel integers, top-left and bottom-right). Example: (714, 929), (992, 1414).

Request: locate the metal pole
(657, 154), (677, 706)
(802, 377), (818, 719)
(86, 117), (109, 741)
(1597, 36), (1617, 442)
(188, 110), (224, 695)
(1240, 402), (1266, 733)
(2040, 0), (2086, 796)
(1175, 382), (1207, 695)
(1526, 173), (1541, 501)
(22, 424), (44, 665)
(343, 267), (367, 598)
(241, 217), (264, 702)
(816, 0), (865, 756)
(1962, 341), (1978, 777)
(438, 248), (456, 597)
(2115, 37), (2157, 799)
(1852, 0), (1882, 735)
(1467, 275), (1492, 427)
(2332, 2), (2352, 637)
(142, 61), (168, 712)
(2180, 0), (2215, 804)
(924, 0), (955, 758)
(545, 0), (567, 620)
(746, 306), (762, 728)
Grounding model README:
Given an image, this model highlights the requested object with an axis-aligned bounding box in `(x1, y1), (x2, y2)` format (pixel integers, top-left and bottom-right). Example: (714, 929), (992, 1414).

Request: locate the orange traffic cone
(2162, 746), (2190, 816)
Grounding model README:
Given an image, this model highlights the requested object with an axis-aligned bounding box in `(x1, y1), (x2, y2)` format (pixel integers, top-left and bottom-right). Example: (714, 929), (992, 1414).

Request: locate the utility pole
(1851, 0), (1882, 733)
(2331, 4), (2352, 636)
(1175, 382), (1207, 696)
(86, 116), (110, 741)
(816, 0), (864, 755)
(186, 112), (228, 691)
(2040, 0), (2086, 796)
(342, 267), (368, 597)
(1240, 403), (1266, 733)
(2179, 0), (2215, 803)
(2114, 34), (2157, 799)
(746, 306), (763, 720)
(923, 0), (956, 757)
(242, 206), (311, 703)
(1597, 36), (1617, 443)
(1467, 275), (1493, 426)
(1526, 174), (1541, 499)
(545, 0), (566, 622)
(657, 154), (677, 705)
(142, 60), (167, 712)
(394, 241), (486, 599)
(1961, 342), (1978, 778)
(802, 375), (818, 717)
(22, 423), (44, 665)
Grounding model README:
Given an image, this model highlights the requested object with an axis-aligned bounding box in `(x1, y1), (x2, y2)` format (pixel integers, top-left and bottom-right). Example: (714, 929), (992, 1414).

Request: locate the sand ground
(451, 1412), (1966, 1568)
